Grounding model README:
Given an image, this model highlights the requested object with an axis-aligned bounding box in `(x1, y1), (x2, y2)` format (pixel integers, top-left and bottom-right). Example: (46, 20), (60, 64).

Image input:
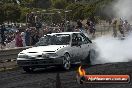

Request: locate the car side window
(77, 33), (89, 44)
(80, 33), (92, 43)
(72, 33), (78, 42)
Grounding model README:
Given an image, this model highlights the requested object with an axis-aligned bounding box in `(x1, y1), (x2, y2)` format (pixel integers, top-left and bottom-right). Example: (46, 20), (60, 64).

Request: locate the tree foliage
(0, 3), (21, 24)
(4, 3), (21, 22)
(51, 0), (67, 9)
(0, 4), (5, 24)
(0, 0), (115, 24)
(29, 0), (51, 9)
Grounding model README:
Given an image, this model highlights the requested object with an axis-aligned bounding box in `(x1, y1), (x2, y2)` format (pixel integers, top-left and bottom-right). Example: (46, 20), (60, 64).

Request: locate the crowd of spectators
(0, 25), (40, 49)
(112, 18), (132, 38)
(0, 19), (96, 49)
(1, 17), (132, 49)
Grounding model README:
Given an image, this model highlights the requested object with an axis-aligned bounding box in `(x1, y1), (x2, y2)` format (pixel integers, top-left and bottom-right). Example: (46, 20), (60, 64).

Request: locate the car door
(77, 33), (91, 60)
(69, 33), (81, 63)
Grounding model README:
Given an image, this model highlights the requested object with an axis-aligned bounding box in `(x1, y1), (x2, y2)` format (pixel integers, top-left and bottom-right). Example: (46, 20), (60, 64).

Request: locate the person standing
(112, 20), (118, 37)
(25, 28), (31, 46)
(31, 31), (40, 45)
(15, 31), (23, 47)
(0, 25), (6, 45)
(77, 20), (83, 32)
(118, 18), (124, 37)
(21, 32), (26, 47)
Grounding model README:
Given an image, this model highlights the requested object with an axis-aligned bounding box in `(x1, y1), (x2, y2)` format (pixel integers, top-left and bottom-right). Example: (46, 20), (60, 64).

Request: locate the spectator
(112, 20), (118, 37)
(21, 32), (26, 47)
(77, 20), (83, 32)
(87, 19), (96, 37)
(15, 31), (23, 47)
(43, 27), (49, 34)
(123, 20), (130, 33)
(0, 24), (6, 44)
(118, 18), (125, 37)
(67, 21), (72, 32)
(31, 31), (40, 45)
(77, 20), (82, 28)
(25, 28), (31, 46)
(74, 26), (80, 32)
(47, 27), (52, 34)
(6, 36), (15, 49)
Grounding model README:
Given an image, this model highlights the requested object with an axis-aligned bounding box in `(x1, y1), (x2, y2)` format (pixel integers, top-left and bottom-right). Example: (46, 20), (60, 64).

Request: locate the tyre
(62, 53), (71, 70)
(86, 52), (91, 65)
(23, 67), (35, 73)
(90, 49), (97, 65)
(83, 50), (96, 65)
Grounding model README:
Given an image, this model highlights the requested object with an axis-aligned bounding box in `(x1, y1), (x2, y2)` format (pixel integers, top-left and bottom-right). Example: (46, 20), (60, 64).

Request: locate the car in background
(17, 32), (96, 72)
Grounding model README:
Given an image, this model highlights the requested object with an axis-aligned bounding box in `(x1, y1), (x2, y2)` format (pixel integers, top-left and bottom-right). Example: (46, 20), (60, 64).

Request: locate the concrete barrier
(0, 46), (32, 61)
(0, 46), (32, 71)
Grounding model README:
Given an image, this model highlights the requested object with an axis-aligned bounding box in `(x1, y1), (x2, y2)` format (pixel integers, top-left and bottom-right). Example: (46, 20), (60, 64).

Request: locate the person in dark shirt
(77, 20), (82, 29)
(31, 31), (40, 45)
(77, 20), (84, 32)
(25, 28), (31, 46)
(0, 25), (6, 44)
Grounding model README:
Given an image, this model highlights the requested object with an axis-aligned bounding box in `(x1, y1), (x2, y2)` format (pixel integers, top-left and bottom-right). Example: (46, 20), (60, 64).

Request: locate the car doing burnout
(17, 32), (96, 72)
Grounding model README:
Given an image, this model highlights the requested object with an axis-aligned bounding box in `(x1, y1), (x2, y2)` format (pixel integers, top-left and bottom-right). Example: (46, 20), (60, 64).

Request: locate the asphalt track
(0, 61), (132, 88)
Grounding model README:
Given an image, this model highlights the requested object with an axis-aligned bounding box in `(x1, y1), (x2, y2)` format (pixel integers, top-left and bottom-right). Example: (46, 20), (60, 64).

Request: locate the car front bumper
(17, 56), (64, 68)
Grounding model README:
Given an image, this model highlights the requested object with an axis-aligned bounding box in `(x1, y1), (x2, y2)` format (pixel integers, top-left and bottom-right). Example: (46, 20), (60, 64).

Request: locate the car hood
(21, 45), (68, 53)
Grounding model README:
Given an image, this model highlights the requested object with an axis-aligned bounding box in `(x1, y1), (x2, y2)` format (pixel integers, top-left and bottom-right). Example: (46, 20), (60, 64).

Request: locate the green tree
(0, 4), (5, 24)
(27, 0), (51, 9)
(20, 7), (31, 22)
(51, 0), (67, 9)
(66, 4), (85, 21)
(3, 3), (21, 22)
(66, 0), (75, 3)
(19, 0), (51, 9)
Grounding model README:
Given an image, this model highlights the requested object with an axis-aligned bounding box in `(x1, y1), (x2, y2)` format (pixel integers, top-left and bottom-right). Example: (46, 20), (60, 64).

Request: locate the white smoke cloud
(89, 0), (132, 65)
(92, 33), (132, 64)
(113, 0), (132, 22)
(90, 0), (132, 65)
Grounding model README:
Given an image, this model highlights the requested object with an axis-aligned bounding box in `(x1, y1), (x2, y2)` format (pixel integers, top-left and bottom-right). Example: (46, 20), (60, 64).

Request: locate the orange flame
(78, 66), (86, 76)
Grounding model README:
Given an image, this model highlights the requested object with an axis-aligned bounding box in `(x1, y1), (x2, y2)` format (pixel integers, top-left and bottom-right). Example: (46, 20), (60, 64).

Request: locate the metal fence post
(56, 73), (62, 88)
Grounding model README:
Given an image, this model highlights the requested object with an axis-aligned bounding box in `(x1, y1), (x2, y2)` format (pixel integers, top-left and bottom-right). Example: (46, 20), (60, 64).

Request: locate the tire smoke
(92, 33), (132, 64)
(91, 0), (132, 65)
(113, 0), (132, 22)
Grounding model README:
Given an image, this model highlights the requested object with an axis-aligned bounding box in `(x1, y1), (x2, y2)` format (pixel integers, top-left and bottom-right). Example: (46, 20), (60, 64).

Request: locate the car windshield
(35, 34), (70, 46)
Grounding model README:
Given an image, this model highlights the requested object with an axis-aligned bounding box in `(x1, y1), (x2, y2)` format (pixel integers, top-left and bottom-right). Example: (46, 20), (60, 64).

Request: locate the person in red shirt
(15, 31), (23, 47)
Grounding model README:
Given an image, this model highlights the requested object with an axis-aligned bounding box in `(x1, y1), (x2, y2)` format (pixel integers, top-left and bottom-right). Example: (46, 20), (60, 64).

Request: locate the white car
(17, 32), (96, 72)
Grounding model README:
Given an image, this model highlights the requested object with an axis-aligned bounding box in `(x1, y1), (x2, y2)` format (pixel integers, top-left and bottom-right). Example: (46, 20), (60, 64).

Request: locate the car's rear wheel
(23, 67), (35, 73)
(62, 53), (71, 70)
(86, 52), (91, 65)
(89, 49), (97, 65)
(83, 50), (96, 65)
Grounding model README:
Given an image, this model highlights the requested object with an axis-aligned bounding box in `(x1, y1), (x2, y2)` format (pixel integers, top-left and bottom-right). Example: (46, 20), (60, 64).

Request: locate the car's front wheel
(62, 53), (71, 70)
(23, 67), (35, 73)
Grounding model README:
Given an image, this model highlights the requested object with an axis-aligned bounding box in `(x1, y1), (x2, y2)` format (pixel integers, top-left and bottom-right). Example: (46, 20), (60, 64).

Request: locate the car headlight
(42, 53), (58, 58)
(18, 54), (28, 58)
(48, 53), (58, 57)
